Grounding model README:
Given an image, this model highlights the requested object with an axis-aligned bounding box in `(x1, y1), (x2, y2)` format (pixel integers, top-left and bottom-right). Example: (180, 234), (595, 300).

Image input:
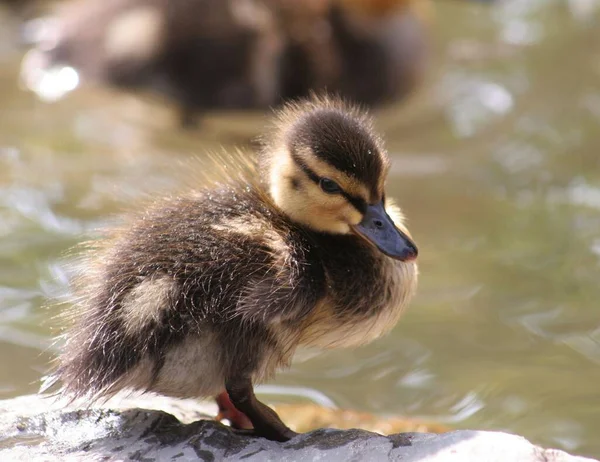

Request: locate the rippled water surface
(1, 0), (600, 457)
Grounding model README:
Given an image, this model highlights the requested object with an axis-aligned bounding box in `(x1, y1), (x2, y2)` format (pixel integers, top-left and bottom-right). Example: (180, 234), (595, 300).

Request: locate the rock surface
(0, 394), (596, 462)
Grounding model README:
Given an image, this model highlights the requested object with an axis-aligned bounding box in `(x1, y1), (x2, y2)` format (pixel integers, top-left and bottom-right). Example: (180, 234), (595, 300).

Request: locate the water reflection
(21, 57), (79, 102)
(442, 74), (514, 138)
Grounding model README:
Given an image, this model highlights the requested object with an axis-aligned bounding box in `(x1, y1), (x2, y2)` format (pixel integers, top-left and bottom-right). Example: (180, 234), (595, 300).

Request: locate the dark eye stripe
(291, 150), (367, 214)
(291, 151), (320, 184)
(343, 193), (367, 214)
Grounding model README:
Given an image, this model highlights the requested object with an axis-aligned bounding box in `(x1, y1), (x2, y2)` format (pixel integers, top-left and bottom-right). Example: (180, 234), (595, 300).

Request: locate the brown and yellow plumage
(50, 96), (418, 441)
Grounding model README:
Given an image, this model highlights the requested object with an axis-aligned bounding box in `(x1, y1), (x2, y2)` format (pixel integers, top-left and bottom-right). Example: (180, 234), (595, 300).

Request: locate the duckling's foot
(226, 377), (299, 442)
(215, 391), (253, 430)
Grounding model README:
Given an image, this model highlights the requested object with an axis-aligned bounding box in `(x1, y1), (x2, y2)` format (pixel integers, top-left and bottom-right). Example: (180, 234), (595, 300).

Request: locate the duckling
(21, 0), (429, 125)
(280, 0), (429, 105)
(21, 0), (283, 123)
(50, 96), (418, 442)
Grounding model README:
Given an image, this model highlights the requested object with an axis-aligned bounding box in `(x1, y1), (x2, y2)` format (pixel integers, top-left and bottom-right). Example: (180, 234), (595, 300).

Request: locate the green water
(1, 0), (600, 457)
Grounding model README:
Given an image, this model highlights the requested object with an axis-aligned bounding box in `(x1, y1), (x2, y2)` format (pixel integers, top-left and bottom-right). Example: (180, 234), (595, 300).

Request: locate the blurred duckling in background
(280, 0), (430, 106)
(48, 96), (418, 442)
(20, 0), (429, 125)
(21, 0), (284, 123)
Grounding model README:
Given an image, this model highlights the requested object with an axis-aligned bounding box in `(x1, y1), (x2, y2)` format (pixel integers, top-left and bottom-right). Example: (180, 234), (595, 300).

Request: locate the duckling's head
(261, 97), (417, 261)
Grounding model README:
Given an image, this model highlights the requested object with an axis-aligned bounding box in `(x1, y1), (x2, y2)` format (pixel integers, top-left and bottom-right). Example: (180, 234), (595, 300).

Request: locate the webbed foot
(225, 377), (299, 442)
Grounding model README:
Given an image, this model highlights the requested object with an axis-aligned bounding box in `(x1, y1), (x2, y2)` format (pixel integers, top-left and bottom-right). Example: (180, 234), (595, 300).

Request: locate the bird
(20, 0), (285, 124)
(48, 95), (419, 442)
(20, 0), (429, 125)
(279, 0), (429, 108)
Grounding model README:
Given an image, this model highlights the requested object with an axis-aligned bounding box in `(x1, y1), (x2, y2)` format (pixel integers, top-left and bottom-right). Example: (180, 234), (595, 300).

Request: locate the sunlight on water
(21, 56), (79, 102)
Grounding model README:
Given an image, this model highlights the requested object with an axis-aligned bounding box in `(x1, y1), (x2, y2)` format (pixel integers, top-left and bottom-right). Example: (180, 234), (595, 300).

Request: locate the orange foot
(215, 391), (253, 430)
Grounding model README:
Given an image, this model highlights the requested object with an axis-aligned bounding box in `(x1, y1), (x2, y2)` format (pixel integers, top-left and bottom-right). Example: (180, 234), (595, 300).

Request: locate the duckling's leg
(225, 377), (298, 442)
(215, 391), (253, 430)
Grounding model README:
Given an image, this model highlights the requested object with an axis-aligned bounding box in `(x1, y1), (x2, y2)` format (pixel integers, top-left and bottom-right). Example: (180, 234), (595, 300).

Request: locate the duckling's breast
(297, 236), (418, 349)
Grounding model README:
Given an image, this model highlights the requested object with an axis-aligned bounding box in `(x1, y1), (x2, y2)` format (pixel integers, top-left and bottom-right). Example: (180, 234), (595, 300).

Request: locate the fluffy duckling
(21, 0), (283, 122)
(21, 0), (428, 124)
(50, 96), (418, 442)
(280, 0), (429, 105)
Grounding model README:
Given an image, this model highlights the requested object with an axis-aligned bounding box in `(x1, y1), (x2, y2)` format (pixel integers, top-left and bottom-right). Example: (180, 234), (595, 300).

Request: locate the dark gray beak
(352, 201), (418, 261)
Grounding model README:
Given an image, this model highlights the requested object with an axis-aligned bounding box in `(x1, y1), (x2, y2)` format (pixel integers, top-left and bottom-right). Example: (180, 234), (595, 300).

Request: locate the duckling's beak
(352, 201), (418, 261)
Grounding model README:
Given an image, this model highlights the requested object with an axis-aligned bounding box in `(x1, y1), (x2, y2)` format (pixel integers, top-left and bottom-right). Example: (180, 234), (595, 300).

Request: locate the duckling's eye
(319, 178), (341, 194)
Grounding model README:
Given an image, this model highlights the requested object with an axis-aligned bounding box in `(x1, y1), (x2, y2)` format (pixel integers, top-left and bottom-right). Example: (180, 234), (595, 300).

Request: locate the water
(1, 0), (600, 457)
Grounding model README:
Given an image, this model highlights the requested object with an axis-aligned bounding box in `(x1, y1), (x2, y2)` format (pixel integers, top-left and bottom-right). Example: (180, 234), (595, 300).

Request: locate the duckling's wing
(54, 187), (325, 401)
